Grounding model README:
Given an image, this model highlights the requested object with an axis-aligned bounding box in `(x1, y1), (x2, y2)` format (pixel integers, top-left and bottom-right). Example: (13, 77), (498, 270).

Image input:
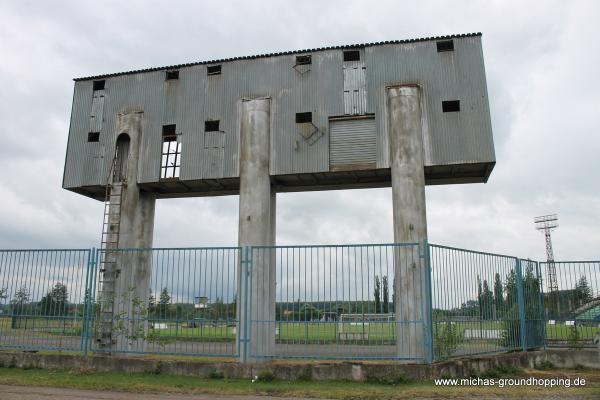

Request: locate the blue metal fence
(0, 249), (91, 352)
(0, 244), (598, 361)
(247, 243), (428, 361)
(541, 261), (600, 348)
(90, 247), (240, 357)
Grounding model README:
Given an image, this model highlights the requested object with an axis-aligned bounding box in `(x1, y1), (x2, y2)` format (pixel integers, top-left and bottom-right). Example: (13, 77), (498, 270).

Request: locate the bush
(536, 361), (555, 371)
(253, 370), (275, 383)
(434, 321), (464, 359)
(500, 306), (520, 348)
(365, 372), (410, 385)
(208, 370), (225, 379)
(567, 325), (583, 349)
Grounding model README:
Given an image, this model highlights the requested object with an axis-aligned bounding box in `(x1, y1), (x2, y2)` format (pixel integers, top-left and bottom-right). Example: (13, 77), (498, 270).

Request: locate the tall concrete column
(109, 109), (156, 353)
(387, 86), (429, 360)
(238, 98), (276, 362)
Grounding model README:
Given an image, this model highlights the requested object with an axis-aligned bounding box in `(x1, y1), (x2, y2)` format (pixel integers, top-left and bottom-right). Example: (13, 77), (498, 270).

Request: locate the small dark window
(296, 55), (312, 65)
(93, 80), (105, 91)
(207, 65), (222, 75)
(343, 50), (360, 62)
(437, 40), (454, 52)
(162, 124), (177, 138)
(88, 132), (100, 142)
(442, 100), (460, 112)
(166, 70), (179, 80)
(205, 120), (220, 132)
(295, 112), (312, 123)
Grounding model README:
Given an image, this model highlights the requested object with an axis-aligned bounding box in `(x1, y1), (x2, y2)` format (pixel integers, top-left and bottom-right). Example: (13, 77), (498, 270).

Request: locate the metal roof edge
(74, 32), (482, 82)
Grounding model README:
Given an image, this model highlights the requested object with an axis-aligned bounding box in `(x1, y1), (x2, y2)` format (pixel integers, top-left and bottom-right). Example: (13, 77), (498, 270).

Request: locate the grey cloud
(0, 0), (598, 264)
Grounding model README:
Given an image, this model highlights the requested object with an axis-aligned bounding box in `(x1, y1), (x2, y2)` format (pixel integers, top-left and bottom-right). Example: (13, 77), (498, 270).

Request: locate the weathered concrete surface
(238, 98), (276, 361)
(1, 350), (597, 382)
(103, 109), (156, 353)
(387, 86), (428, 360)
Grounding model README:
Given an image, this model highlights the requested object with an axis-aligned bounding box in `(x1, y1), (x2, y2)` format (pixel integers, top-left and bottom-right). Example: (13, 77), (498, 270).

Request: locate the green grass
(2, 316), (597, 344)
(0, 366), (598, 399)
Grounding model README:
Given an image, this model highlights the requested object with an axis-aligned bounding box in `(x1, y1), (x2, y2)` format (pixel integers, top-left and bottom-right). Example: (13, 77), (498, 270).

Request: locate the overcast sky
(0, 0), (598, 261)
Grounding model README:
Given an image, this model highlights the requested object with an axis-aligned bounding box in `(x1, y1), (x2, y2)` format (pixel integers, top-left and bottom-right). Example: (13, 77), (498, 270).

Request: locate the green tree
(11, 285), (30, 315)
(148, 289), (156, 318)
(0, 287), (7, 301)
(158, 287), (171, 318)
(574, 276), (593, 308)
(504, 270), (517, 310)
(493, 273), (503, 319)
(382, 276), (390, 314)
(39, 282), (68, 316)
(374, 276), (381, 313)
(480, 279), (494, 320)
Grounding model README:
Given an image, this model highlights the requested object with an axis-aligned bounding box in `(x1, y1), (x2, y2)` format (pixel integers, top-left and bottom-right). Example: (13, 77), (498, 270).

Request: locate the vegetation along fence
(0, 245), (598, 362)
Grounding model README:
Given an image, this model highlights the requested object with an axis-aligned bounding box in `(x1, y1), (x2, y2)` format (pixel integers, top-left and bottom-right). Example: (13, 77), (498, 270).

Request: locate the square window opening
(296, 55), (312, 65)
(205, 120), (220, 132)
(295, 112), (312, 124)
(207, 65), (222, 75)
(93, 80), (105, 91)
(436, 40), (455, 52)
(87, 132), (100, 142)
(343, 50), (360, 62)
(442, 100), (460, 112)
(162, 124), (177, 138)
(166, 70), (179, 80)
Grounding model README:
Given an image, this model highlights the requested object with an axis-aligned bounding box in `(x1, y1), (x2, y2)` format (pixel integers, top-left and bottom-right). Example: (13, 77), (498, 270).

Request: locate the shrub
(434, 321), (464, 359)
(567, 325), (583, 349)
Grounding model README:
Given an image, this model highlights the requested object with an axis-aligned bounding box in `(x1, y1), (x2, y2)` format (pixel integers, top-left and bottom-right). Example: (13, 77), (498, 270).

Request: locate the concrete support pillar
(111, 109), (156, 353)
(387, 86), (429, 360)
(238, 98), (276, 362)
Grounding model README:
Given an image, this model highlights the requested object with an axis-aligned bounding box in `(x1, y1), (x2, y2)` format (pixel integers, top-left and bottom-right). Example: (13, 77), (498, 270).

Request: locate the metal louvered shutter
(329, 117), (376, 172)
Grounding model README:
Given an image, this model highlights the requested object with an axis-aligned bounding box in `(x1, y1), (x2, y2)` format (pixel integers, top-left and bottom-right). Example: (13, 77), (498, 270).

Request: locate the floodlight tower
(534, 214), (559, 293)
(535, 214), (560, 319)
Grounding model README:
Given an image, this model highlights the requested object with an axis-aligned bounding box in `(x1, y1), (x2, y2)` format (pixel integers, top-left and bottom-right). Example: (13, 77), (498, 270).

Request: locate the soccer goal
(337, 313), (395, 341)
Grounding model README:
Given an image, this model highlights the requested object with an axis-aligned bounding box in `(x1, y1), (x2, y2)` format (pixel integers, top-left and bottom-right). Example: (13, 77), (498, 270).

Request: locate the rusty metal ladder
(96, 151), (125, 348)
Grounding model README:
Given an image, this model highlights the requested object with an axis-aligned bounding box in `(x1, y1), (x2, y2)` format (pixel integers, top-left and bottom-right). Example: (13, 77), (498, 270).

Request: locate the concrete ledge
(0, 350), (598, 382)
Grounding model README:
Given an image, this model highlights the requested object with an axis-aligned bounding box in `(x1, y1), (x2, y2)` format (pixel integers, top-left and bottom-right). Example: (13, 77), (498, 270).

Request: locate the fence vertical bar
(83, 247), (96, 356)
(515, 258), (527, 352)
(534, 261), (547, 350)
(423, 241), (434, 363)
(240, 246), (250, 363)
(81, 248), (91, 355)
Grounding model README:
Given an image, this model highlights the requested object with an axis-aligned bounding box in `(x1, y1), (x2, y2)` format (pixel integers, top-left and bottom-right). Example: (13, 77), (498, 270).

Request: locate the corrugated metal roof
(74, 32), (482, 81)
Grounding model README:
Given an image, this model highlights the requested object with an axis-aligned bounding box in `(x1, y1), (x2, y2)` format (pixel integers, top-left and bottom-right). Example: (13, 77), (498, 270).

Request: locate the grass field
(1, 316), (597, 344)
(0, 365), (598, 399)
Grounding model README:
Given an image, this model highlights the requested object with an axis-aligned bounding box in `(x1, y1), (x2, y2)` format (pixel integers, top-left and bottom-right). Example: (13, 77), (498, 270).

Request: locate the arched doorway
(113, 133), (130, 182)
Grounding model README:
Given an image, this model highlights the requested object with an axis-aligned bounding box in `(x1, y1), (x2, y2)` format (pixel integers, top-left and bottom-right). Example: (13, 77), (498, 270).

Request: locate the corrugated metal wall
(63, 36), (495, 189)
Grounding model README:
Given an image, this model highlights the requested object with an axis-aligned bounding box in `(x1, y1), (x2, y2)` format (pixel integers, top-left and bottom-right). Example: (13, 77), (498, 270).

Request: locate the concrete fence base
(0, 349), (598, 381)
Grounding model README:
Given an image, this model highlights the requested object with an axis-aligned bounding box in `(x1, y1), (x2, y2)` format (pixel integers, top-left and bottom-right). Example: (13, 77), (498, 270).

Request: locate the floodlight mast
(535, 214), (559, 316)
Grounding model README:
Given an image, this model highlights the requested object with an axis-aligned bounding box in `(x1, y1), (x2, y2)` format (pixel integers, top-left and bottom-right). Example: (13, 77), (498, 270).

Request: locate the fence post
(239, 246), (251, 363)
(535, 261), (547, 349)
(423, 241), (434, 363)
(82, 247), (96, 357)
(515, 258), (527, 352)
